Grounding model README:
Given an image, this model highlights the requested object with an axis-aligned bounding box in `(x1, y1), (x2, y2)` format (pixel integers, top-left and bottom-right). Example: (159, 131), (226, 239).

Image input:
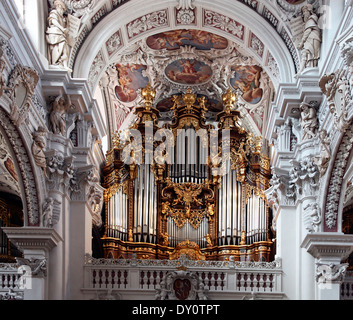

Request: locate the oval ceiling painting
(146, 29), (228, 51)
(285, 0), (305, 4)
(165, 59), (213, 85)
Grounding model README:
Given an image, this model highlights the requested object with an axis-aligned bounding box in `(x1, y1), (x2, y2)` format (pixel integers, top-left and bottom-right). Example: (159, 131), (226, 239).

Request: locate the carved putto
(49, 95), (73, 136)
(300, 102), (318, 141)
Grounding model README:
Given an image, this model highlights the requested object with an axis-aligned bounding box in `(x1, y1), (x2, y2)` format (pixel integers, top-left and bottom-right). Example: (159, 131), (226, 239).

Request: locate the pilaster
(301, 232), (353, 300)
(2, 227), (62, 300)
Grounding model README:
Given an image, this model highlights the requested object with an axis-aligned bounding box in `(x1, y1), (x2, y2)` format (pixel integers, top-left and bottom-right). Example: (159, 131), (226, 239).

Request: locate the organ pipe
(102, 85), (273, 262)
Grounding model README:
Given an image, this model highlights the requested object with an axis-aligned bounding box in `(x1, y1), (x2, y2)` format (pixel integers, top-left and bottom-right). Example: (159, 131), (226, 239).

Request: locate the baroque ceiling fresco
(107, 28), (273, 136)
(65, 0), (323, 140)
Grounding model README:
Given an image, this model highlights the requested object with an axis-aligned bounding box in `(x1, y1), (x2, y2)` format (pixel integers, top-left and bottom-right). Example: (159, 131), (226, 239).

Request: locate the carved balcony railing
(341, 271), (353, 300)
(82, 254), (284, 300)
(0, 263), (24, 300)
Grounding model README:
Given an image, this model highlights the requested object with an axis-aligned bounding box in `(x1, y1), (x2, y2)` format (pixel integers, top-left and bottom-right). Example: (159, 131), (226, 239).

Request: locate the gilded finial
(182, 88), (196, 108)
(222, 89), (237, 113)
(141, 83), (156, 110)
(113, 131), (122, 149)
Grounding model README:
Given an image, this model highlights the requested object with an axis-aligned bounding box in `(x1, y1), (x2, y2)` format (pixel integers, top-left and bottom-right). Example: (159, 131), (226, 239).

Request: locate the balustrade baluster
(124, 270), (128, 288)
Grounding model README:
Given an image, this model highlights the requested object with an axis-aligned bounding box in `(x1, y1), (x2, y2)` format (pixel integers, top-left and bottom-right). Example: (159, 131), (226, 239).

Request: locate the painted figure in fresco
(232, 65), (263, 104)
(180, 59), (197, 74)
(146, 29), (228, 51)
(115, 64), (148, 103)
(46, 0), (71, 70)
(166, 59), (212, 85)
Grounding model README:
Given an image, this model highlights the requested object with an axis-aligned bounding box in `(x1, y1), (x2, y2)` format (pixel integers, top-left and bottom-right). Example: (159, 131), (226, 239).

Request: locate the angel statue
(50, 95), (72, 136)
(300, 102), (318, 141)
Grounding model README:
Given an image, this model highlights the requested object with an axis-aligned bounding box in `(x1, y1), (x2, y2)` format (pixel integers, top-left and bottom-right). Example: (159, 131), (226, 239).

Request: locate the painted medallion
(285, 0), (305, 4)
(165, 59), (212, 85)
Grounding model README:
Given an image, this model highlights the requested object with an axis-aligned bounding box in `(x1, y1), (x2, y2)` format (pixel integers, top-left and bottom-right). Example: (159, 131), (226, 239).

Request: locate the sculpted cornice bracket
(16, 257), (47, 278)
(301, 233), (353, 262)
(2, 227), (63, 255)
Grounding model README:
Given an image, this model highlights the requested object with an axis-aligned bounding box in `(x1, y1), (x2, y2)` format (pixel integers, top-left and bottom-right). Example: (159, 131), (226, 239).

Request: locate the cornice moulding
(301, 233), (353, 261)
(2, 227), (63, 253)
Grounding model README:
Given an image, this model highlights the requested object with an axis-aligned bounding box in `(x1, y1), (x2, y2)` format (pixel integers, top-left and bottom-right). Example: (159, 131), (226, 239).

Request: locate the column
(69, 166), (104, 300)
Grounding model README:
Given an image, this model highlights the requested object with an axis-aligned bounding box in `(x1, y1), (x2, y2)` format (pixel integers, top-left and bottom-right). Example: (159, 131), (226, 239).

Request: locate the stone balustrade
(82, 255), (284, 300)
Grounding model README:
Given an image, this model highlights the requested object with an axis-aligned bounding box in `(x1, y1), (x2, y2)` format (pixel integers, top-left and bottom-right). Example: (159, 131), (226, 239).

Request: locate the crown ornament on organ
(141, 83), (156, 110)
(222, 88), (237, 114)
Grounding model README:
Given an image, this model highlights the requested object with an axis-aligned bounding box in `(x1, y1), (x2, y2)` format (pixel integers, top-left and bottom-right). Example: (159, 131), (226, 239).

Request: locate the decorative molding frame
(0, 108), (40, 226)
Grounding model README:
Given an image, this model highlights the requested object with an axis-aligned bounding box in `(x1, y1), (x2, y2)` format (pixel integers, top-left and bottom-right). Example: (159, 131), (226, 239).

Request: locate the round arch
(324, 125), (353, 233)
(0, 107), (41, 227)
(73, 0), (297, 91)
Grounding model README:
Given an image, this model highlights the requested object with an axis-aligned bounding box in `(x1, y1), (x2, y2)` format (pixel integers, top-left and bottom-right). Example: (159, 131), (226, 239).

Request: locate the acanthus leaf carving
(316, 263), (348, 284)
(16, 257), (47, 277)
(127, 10), (169, 39)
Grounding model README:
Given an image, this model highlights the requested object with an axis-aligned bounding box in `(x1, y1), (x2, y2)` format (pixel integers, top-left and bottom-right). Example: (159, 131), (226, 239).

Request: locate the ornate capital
(316, 263), (348, 284)
(46, 150), (75, 193)
(16, 257), (47, 277)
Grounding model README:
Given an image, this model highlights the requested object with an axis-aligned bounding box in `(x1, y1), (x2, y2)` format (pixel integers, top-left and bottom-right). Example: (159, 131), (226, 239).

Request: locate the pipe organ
(103, 85), (273, 261)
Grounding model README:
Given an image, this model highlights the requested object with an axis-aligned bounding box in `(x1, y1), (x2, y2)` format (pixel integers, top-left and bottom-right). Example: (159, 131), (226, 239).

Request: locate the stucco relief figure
(300, 102), (318, 140)
(313, 129), (331, 177)
(296, 4), (322, 76)
(42, 198), (54, 228)
(32, 127), (48, 177)
(0, 49), (11, 98)
(50, 95), (72, 136)
(46, 0), (71, 71)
